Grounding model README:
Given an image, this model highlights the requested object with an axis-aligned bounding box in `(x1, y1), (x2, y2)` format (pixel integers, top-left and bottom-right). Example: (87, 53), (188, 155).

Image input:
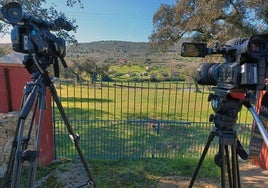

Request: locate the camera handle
(243, 100), (268, 147)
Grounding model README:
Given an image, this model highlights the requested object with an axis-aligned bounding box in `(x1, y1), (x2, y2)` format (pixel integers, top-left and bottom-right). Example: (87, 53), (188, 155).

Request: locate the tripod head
(208, 88), (245, 131)
(208, 88), (249, 167)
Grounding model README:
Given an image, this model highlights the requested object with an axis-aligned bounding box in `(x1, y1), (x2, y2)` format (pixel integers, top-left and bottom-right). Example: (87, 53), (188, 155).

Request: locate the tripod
(2, 55), (96, 188)
(189, 92), (248, 188)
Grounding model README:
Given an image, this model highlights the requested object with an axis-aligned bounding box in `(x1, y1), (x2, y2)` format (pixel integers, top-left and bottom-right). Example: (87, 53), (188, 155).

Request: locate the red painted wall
(0, 63), (54, 167)
(0, 63), (30, 112)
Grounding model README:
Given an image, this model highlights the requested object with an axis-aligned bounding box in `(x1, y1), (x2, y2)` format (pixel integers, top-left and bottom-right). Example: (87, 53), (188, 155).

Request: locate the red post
(38, 88), (54, 167)
(250, 91), (268, 169)
(0, 63), (54, 166)
(0, 67), (10, 112)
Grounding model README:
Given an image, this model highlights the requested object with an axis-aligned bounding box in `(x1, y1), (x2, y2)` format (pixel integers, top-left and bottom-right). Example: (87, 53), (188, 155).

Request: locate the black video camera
(181, 34), (268, 91)
(1, 2), (73, 75)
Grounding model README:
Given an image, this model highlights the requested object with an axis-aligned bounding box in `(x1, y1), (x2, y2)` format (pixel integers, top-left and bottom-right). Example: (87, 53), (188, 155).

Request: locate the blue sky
(60, 0), (176, 42)
(0, 0), (176, 43)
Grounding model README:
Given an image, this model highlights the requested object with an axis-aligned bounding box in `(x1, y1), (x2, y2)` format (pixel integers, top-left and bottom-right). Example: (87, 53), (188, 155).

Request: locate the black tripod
(2, 55), (96, 188)
(189, 92), (248, 188)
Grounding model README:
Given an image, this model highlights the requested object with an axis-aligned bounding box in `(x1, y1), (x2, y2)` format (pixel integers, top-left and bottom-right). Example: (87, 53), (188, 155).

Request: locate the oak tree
(150, 0), (268, 50)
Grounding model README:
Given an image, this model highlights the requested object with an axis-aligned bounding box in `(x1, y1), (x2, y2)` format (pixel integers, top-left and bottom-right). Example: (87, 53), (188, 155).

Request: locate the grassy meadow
(54, 81), (252, 124)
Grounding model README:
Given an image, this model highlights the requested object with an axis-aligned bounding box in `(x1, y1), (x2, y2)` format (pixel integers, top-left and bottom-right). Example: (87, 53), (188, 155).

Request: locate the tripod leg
(11, 118), (27, 188)
(26, 90), (46, 188)
(189, 131), (215, 188)
(220, 140), (226, 188)
(3, 91), (30, 187)
(231, 145), (240, 188)
(225, 145), (232, 188)
(236, 152), (241, 187)
(3, 79), (44, 188)
(3, 117), (22, 187)
(220, 131), (242, 188)
(49, 84), (96, 187)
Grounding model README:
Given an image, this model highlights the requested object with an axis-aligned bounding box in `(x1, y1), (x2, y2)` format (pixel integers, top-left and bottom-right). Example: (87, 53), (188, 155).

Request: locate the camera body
(10, 25), (30, 53)
(1, 2), (71, 75)
(181, 34), (268, 91)
(10, 22), (67, 58)
(1, 2), (68, 58)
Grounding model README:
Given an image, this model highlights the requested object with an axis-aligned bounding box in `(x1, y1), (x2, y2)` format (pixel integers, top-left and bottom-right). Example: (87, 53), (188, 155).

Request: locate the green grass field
(55, 81), (252, 123)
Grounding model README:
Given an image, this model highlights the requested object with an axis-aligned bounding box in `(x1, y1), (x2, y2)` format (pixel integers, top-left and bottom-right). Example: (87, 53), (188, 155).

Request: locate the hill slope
(67, 41), (182, 62)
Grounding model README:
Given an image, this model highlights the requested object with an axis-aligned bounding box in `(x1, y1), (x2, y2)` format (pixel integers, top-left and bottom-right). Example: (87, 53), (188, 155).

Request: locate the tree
(69, 59), (84, 82)
(63, 58), (111, 82)
(0, 44), (11, 56)
(149, 0), (268, 50)
(81, 59), (98, 83)
(0, 0), (82, 43)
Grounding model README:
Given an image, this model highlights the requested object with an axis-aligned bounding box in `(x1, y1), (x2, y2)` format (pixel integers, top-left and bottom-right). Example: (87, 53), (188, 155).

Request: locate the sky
(0, 0), (176, 43)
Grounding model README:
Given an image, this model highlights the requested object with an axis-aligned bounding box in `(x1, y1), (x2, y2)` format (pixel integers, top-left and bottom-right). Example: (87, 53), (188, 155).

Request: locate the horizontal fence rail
(53, 81), (253, 159)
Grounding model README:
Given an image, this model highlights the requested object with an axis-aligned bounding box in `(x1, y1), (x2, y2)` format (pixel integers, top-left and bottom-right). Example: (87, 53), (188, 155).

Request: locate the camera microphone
(54, 17), (73, 31)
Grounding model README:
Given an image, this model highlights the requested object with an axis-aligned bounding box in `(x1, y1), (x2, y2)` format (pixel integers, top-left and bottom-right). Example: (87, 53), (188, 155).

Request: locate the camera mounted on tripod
(1, 2), (73, 78)
(0, 3), (96, 187)
(181, 34), (268, 92)
(183, 34), (268, 187)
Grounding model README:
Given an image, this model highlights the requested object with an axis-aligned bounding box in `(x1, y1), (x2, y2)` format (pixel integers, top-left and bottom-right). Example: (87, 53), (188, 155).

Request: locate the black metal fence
(53, 81), (253, 159)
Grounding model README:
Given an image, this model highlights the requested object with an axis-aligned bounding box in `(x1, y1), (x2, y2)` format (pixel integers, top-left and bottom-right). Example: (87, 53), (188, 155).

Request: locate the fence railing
(53, 81), (253, 159)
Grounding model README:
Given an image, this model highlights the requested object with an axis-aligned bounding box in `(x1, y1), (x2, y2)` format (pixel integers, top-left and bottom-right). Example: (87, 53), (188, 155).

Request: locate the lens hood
(1, 2), (23, 24)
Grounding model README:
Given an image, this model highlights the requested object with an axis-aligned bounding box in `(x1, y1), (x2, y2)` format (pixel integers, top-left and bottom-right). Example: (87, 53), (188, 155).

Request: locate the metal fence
(53, 81), (253, 159)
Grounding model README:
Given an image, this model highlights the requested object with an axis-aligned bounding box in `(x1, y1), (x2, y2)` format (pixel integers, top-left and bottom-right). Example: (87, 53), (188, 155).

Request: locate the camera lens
(196, 63), (220, 85)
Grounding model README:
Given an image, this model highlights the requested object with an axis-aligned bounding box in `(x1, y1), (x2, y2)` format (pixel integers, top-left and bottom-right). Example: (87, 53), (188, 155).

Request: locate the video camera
(181, 34), (268, 92)
(1, 2), (73, 76)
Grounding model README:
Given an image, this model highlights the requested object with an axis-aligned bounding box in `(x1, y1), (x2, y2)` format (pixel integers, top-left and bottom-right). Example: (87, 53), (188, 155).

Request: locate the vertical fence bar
(180, 83), (185, 121)
(80, 83), (82, 121)
(153, 83), (158, 120)
(160, 83), (165, 120)
(173, 83), (178, 121)
(140, 82), (143, 120)
(100, 82), (103, 120)
(198, 86), (205, 123)
(120, 82), (123, 120)
(113, 81), (116, 121)
(133, 82), (137, 120)
(126, 82), (130, 120)
(107, 82), (110, 120)
(146, 82), (150, 119)
(167, 83), (171, 121)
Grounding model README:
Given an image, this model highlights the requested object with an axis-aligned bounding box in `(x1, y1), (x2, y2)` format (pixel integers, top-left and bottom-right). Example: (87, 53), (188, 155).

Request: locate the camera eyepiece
(1, 2), (23, 24)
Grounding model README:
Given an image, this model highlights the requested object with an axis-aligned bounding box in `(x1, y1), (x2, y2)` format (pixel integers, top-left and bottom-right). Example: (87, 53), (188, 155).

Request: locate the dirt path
(35, 160), (268, 187)
(239, 162), (268, 187)
(156, 161), (268, 188)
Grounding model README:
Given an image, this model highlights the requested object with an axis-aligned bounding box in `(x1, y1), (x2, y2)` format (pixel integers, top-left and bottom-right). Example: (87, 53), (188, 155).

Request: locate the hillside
(67, 40), (183, 62)
(0, 40), (193, 64)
